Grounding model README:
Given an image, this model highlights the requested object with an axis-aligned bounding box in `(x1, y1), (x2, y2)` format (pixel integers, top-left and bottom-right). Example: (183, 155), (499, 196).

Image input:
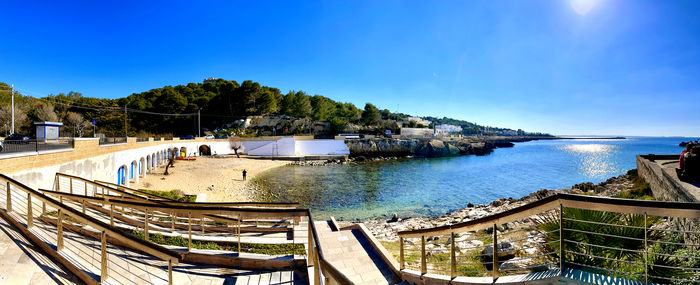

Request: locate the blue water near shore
(255, 137), (693, 220)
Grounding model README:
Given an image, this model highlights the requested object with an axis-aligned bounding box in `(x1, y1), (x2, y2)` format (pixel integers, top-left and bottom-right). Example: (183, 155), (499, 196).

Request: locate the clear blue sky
(2, 0), (699, 136)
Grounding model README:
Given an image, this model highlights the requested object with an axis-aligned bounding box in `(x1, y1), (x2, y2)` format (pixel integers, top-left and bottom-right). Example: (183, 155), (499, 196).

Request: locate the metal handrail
(561, 217), (646, 230)
(1, 173), (181, 261)
(398, 193), (700, 238)
(42, 189), (309, 218)
(396, 193), (700, 283)
(0, 173), (181, 285)
(52, 173), (299, 208)
(55, 172), (353, 284)
(94, 179), (300, 208)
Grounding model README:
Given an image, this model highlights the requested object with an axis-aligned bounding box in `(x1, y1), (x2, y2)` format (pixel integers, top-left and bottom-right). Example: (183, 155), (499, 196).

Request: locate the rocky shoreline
(344, 136), (553, 159)
(345, 171), (642, 242)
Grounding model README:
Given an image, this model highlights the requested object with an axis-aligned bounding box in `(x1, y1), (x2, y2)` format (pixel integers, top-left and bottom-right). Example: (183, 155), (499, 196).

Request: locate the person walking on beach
(242, 169), (247, 181)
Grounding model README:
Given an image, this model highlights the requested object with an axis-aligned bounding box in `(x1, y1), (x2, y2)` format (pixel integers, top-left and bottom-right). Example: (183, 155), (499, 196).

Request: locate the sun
(570, 0), (598, 15)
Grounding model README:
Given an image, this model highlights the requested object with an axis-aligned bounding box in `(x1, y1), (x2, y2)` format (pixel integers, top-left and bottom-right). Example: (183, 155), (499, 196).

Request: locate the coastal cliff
(344, 138), (494, 158)
(342, 136), (549, 158)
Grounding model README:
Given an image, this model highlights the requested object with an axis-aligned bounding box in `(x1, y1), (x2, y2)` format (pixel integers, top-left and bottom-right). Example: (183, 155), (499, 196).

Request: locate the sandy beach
(134, 155), (289, 202)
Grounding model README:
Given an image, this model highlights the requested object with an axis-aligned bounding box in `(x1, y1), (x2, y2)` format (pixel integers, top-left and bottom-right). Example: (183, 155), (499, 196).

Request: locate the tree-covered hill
(0, 80), (546, 138)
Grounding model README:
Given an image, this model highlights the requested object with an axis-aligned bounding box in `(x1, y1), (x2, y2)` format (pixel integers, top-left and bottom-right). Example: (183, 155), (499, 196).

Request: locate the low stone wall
(637, 154), (700, 245)
(636, 155), (699, 202)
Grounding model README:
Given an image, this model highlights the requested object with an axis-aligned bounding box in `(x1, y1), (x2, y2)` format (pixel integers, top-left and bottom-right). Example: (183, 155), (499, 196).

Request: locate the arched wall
(5, 136), (349, 190)
(8, 139), (236, 190)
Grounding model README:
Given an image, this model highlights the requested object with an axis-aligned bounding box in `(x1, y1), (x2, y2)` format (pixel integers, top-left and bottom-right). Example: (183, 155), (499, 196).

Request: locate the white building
(435, 124), (462, 135)
(401, 127), (434, 137)
(34, 121), (63, 141)
(406, 117), (432, 126)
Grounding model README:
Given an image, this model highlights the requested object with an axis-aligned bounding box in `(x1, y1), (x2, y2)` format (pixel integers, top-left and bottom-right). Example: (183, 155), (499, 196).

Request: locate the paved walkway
(311, 221), (397, 285)
(0, 215), (80, 284)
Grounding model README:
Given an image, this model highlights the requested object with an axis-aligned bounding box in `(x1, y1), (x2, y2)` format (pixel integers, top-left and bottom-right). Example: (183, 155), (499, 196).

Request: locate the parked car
(205, 135), (215, 140)
(180, 135), (194, 140)
(4, 133), (31, 144)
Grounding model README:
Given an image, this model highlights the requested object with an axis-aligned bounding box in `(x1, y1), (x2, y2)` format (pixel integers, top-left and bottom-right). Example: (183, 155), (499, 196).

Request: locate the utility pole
(10, 84), (14, 134)
(198, 109), (201, 137)
(124, 104), (128, 137)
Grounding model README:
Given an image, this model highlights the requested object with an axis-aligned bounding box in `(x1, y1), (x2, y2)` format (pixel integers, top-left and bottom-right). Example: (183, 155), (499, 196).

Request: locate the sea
(253, 137), (695, 220)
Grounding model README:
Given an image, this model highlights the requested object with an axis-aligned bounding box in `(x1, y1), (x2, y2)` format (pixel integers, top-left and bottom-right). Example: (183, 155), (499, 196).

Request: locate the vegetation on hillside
(0, 80), (545, 137)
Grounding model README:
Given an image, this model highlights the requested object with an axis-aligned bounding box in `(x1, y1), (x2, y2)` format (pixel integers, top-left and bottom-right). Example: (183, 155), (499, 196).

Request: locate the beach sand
(134, 155), (288, 202)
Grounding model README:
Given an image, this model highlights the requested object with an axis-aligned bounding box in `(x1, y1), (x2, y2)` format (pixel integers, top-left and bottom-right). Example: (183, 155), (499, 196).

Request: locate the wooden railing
(93, 178), (300, 208)
(396, 193), (700, 283)
(0, 173), (181, 285)
(53, 172), (354, 284)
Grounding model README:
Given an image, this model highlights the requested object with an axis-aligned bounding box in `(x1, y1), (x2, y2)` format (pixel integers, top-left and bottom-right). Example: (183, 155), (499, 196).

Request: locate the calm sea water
(254, 137), (693, 220)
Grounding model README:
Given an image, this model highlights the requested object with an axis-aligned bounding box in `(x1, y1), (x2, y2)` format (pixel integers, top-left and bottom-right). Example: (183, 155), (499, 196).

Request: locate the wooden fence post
(493, 224), (498, 280)
(6, 181), (11, 213)
(26, 193), (33, 228)
(57, 209), (64, 251)
(399, 237), (405, 270)
(101, 231), (108, 282)
(451, 232), (456, 279)
(421, 235), (427, 275)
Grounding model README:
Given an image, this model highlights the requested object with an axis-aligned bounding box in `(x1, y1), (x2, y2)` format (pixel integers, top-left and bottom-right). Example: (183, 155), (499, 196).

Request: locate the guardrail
(0, 139), (72, 154)
(396, 193), (700, 284)
(52, 172), (352, 284)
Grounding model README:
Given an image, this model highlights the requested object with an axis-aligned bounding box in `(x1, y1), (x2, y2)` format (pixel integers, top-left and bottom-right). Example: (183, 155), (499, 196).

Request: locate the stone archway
(199, 145), (211, 156)
(140, 157), (147, 178)
(179, 147), (187, 157)
(117, 165), (128, 186)
(130, 160), (139, 184)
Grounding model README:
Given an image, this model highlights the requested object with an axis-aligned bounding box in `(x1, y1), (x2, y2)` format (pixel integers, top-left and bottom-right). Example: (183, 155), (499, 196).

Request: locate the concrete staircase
(309, 221), (400, 285)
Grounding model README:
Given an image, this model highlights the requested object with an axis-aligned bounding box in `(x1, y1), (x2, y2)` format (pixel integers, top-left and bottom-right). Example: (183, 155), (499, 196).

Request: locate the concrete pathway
(310, 221), (398, 285)
(0, 215), (80, 284)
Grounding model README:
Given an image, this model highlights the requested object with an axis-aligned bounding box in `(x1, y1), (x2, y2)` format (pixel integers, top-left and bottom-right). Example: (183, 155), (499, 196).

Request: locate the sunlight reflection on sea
(255, 137), (686, 220)
(557, 144), (622, 178)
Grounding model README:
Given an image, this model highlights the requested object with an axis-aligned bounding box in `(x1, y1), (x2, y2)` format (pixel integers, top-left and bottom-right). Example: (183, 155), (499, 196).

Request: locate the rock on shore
(345, 138), (495, 158)
(354, 172), (641, 242)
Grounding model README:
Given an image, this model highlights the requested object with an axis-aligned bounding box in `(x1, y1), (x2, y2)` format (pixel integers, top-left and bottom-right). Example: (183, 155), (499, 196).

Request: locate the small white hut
(34, 121), (63, 141)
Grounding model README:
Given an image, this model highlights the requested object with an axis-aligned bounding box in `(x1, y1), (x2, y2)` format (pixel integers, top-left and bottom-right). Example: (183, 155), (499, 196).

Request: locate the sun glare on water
(558, 144), (621, 178)
(570, 0), (598, 15)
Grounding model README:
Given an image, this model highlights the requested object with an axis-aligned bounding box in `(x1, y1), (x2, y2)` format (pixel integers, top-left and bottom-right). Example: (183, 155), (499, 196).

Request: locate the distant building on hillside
(401, 127), (434, 138)
(480, 127), (518, 136)
(204, 77), (219, 83)
(406, 116), (432, 126)
(435, 124), (462, 135)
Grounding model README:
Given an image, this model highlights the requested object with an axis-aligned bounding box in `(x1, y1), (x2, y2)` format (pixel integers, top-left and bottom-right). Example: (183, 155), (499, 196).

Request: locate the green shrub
(138, 189), (197, 202)
(129, 229), (304, 255)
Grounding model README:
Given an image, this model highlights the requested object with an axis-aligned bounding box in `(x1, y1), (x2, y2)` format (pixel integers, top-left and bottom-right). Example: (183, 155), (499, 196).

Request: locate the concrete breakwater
(344, 136), (549, 158)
